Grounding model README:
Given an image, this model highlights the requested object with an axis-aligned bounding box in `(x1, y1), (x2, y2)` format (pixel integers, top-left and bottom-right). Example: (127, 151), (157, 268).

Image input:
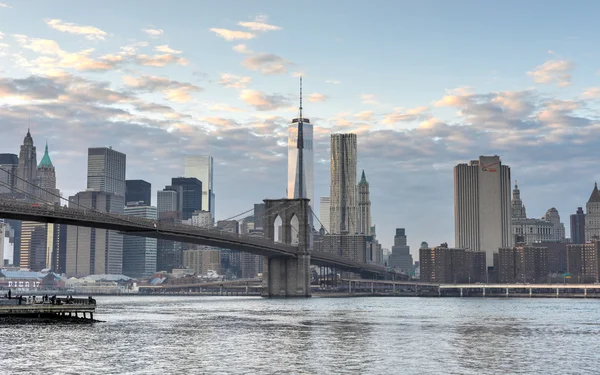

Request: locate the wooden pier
(0, 297), (97, 322)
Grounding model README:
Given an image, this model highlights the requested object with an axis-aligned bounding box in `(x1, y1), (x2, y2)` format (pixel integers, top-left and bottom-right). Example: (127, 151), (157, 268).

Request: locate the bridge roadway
(0, 199), (403, 277)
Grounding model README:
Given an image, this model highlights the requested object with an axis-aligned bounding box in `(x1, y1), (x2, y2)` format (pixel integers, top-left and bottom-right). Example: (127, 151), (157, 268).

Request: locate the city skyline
(1, 2), (600, 254)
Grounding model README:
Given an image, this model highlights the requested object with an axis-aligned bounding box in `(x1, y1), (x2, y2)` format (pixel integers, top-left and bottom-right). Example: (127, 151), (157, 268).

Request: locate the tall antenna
(295, 76), (305, 199)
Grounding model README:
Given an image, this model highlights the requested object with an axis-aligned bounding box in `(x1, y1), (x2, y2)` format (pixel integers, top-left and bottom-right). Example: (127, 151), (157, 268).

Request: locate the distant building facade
(330, 133), (357, 234)
(125, 179), (151, 206)
(170, 177), (202, 220)
(0, 153), (18, 194)
(357, 171), (371, 235)
(388, 228), (413, 273)
(585, 183), (600, 242)
(420, 243), (486, 283)
(87, 147), (126, 197)
(570, 207), (586, 245)
(184, 155), (215, 218)
(123, 204), (158, 278)
(16, 130), (38, 197)
(319, 197), (331, 233)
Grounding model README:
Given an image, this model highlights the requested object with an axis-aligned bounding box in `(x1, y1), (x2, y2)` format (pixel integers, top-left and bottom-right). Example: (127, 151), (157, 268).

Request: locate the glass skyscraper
(287, 119), (314, 208)
(184, 155), (214, 218)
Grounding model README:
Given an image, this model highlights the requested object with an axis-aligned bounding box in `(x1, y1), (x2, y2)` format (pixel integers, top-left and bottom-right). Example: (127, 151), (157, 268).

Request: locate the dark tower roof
(589, 182), (600, 203)
(0, 154), (18, 165)
(23, 129), (34, 146)
(359, 170), (368, 185)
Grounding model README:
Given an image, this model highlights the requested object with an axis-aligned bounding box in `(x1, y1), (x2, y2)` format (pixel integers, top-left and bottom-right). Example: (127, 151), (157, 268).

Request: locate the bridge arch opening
(273, 215), (282, 243)
(289, 214), (300, 245)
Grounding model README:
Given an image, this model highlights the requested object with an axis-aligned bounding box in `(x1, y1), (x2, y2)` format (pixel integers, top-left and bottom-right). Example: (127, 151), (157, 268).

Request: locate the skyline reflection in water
(1, 296), (599, 374)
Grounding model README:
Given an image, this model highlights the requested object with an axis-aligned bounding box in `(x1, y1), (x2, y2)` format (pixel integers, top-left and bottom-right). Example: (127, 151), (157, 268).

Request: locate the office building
(319, 197), (330, 233)
(123, 204), (158, 278)
(36, 142), (60, 204)
(357, 171), (371, 235)
(316, 234), (367, 263)
(158, 187), (182, 214)
(191, 210), (213, 228)
(585, 183), (600, 242)
(87, 147), (126, 198)
(66, 191), (124, 277)
(126, 180), (151, 206)
(184, 155), (215, 218)
(511, 182), (556, 244)
(330, 133), (357, 234)
(253, 203), (265, 230)
(156, 210), (183, 272)
(454, 155), (512, 265)
(183, 249), (221, 276)
(0, 153), (18, 194)
(217, 220), (239, 233)
(542, 208), (566, 242)
(15, 130), (38, 197)
(570, 207), (586, 245)
(170, 177), (202, 220)
(19, 221), (57, 271)
(388, 228), (413, 272)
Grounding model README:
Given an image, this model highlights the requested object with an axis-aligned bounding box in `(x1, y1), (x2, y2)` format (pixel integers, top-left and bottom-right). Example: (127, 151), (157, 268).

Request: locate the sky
(1, 1), (600, 257)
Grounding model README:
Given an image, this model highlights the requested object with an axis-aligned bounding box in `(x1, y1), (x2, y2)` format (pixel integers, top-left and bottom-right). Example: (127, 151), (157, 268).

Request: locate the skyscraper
(570, 207), (585, 244)
(511, 181), (526, 219)
(388, 228), (413, 272)
(87, 147), (126, 198)
(330, 133), (357, 234)
(0, 154), (18, 194)
(123, 204), (158, 278)
(454, 155), (512, 266)
(126, 179), (151, 206)
(287, 78), (314, 208)
(319, 197), (331, 233)
(19, 221), (57, 271)
(36, 142), (60, 203)
(357, 170), (371, 235)
(184, 155), (214, 218)
(16, 130), (37, 197)
(585, 183), (600, 242)
(66, 191), (124, 276)
(170, 177), (202, 220)
(542, 207), (566, 241)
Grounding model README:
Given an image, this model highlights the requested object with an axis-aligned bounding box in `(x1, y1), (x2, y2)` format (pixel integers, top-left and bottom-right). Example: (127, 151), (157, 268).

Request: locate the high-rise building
(287, 80), (314, 209)
(330, 133), (357, 234)
(16, 130), (38, 197)
(36, 142), (60, 203)
(319, 197), (331, 233)
(388, 228), (413, 272)
(0, 153), (18, 194)
(157, 186), (182, 214)
(184, 155), (215, 218)
(542, 208), (566, 242)
(87, 147), (126, 198)
(66, 191), (124, 276)
(0, 222), (4, 265)
(566, 241), (600, 283)
(156, 210), (183, 273)
(495, 245), (548, 283)
(585, 183), (600, 242)
(191, 210), (213, 228)
(454, 155), (512, 266)
(511, 183), (556, 244)
(253, 203), (265, 230)
(19, 221), (57, 271)
(357, 170), (371, 235)
(123, 204), (158, 278)
(217, 220), (239, 233)
(570, 207), (586, 244)
(126, 180), (151, 206)
(183, 249), (221, 276)
(170, 177), (202, 220)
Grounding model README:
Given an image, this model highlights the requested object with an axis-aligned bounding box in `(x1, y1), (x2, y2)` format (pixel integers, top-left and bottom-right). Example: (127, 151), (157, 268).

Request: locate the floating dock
(0, 296), (97, 322)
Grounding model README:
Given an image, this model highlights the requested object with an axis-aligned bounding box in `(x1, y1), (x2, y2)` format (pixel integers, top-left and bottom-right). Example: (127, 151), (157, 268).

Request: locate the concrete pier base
(262, 254), (311, 298)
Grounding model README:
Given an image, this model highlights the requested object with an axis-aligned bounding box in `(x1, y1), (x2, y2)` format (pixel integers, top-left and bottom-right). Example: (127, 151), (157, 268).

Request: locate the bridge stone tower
(262, 198), (311, 297)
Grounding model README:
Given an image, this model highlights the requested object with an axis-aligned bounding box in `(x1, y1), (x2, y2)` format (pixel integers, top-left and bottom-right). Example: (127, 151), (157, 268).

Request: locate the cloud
(326, 79), (341, 85)
(142, 28), (164, 37)
(232, 44), (253, 54)
(134, 53), (188, 67)
(361, 94), (377, 104)
(154, 45), (182, 54)
(13, 35), (122, 74)
(238, 18), (281, 32)
(209, 28), (255, 41)
(382, 107), (429, 124)
(308, 93), (327, 103)
(209, 103), (245, 112)
(0, 31), (4, 39)
(527, 60), (574, 87)
(354, 110), (375, 122)
(45, 19), (108, 41)
(0, 3), (10, 8)
(239, 89), (290, 111)
(242, 53), (291, 75)
(218, 73), (251, 89)
(582, 87), (600, 99)
(123, 75), (202, 102)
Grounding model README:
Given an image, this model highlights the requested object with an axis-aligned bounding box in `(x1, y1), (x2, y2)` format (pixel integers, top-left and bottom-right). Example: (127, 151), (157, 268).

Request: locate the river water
(2, 296), (600, 374)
